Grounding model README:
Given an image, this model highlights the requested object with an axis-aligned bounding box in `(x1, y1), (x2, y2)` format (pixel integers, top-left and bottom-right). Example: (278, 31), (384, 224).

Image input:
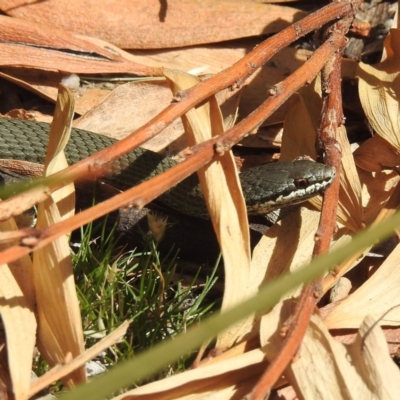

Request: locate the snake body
(0, 118), (335, 217)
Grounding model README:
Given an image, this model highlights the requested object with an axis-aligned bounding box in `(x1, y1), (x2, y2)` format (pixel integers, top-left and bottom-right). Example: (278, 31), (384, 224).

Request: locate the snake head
(240, 160), (336, 215)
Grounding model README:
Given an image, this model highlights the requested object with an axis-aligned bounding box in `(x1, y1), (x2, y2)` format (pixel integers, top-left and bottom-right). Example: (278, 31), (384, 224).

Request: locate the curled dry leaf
(44, 86), (76, 220)
(163, 69), (252, 348)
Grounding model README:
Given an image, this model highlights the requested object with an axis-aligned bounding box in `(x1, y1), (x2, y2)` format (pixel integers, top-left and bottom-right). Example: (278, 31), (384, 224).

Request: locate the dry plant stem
(0, 0), (360, 222)
(0, 32), (347, 266)
(250, 17), (351, 400)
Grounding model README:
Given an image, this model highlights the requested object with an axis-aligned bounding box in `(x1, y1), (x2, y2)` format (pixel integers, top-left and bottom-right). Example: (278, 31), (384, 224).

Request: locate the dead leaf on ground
(73, 80), (183, 150)
(1, 0), (307, 49)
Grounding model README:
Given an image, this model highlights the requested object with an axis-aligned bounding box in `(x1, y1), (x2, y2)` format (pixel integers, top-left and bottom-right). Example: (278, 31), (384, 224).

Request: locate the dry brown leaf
(323, 242), (400, 330)
(318, 308), (400, 355)
(1, 0), (306, 49)
(73, 80), (184, 151)
(360, 169), (400, 225)
(33, 85), (85, 386)
(354, 135), (400, 172)
(357, 29), (400, 150)
(286, 314), (400, 399)
(164, 69), (252, 348)
(0, 15), (158, 75)
(322, 167), (400, 293)
(0, 216), (36, 400)
(0, 37), (309, 130)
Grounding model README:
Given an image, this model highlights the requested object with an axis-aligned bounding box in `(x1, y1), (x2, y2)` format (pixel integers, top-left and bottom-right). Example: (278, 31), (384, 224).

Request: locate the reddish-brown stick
(249, 13), (354, 400)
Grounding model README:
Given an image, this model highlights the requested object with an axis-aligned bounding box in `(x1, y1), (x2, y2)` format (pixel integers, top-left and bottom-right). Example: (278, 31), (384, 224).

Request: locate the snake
(0, 118), (336, 218)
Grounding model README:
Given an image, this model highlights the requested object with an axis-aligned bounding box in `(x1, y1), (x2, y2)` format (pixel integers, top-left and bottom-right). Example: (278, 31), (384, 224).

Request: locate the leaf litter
(0, 2), (400, 399)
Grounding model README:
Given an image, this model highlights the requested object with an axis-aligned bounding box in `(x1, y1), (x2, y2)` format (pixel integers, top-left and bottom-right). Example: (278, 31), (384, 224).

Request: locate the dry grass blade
(33, 85), (85, 386)
(29, 320), (131, 398)
(164, 69), (252, 348)
(0, 216), (36, 400)
(111, 349), (268, 399)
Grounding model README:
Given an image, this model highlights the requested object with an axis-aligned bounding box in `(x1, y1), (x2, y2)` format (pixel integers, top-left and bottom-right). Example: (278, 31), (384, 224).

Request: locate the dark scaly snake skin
(0, 118), (335, 217)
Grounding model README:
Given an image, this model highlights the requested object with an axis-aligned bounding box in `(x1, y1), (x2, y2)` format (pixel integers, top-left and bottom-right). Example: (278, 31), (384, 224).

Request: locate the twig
(249, 10), (356, 400)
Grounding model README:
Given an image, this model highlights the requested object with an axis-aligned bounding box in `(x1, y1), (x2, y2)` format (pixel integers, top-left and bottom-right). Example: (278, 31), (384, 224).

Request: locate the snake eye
(294, 178), (309, 188)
